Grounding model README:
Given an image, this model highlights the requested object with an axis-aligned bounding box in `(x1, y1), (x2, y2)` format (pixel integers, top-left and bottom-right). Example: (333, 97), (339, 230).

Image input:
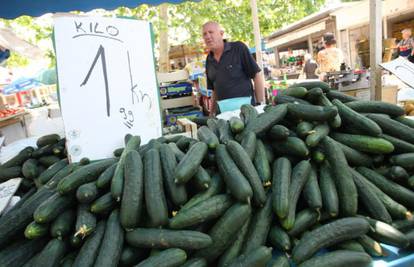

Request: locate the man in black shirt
(202, 21), (264, 115)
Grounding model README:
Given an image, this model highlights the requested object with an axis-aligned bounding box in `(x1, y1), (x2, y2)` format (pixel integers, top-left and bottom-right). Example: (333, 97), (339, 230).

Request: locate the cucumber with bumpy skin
(136, 248), (187, 267)
(288, 103), (338, 122)
(319, 162), (339, 217)
(272, 157), (291, 219)
(73, 221), (106, 267)
(298, 250), (372, 267)
(25, 221), (49, 239)
(227, 246), (272, 267)
(174, 142), (208, 184)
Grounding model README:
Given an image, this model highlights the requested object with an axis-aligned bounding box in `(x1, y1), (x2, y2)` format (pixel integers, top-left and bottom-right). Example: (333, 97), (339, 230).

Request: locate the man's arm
(253, 71), (265, 104)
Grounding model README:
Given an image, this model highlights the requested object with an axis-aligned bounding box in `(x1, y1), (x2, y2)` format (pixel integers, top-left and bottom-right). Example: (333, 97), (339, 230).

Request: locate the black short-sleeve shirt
(206, 41), (261, 101)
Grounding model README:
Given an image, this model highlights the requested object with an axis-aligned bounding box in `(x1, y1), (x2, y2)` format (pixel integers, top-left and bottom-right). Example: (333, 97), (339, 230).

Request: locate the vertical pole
(159, 3), (169, 73)
(369, 0), (382, 100)
(274, 47), (280, 68)
(307, 36), (314, 56)
(250, 0), (265, 102)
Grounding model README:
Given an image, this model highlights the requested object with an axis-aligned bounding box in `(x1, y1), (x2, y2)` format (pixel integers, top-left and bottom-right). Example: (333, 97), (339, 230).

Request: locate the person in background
(397, 28), (414, 62)
(202, 21), (264, 115)
(302, 53), (318, 79)
(317, 32), (344, 79)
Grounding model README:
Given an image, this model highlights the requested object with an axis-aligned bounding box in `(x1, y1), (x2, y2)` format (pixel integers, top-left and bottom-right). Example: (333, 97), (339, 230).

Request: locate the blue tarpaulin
(2, 77), (41, 95)
(0, 0), (200, 19)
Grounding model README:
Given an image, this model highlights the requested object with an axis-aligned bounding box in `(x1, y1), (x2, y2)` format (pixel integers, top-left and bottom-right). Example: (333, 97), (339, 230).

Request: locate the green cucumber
(333, 99), (382, 136)
(181, 258), (207, 267)
(119, 246), (147, 267)
(367, 113), (414, 144)
(126, 228), (212, 250)
(90, 192), (117, 215)
(395, 116), (414, 128)
(0, 146), (33, 168)
(37, 134), (60, 148)
(227, 140), (266, 206)
(216, 144), (253, 203)
(240, 104), (258, 125)
(281, 86), (308, 98)
(346, 100), (405, 117)
(58, 158), (117, 194)
(365, 217), (409, 248)
(113, 147), (124, 157)
(268, 225), (291, 251)
(33, 238), (67, 267)
(76, 182), (99, 203)
(217, 119), (234, 144)
(0, 238), (47, 267)
(207, 118), (220, 136)
(241, 131), (257, 160)
(197, 126), (219, 150)
(70, 233), (83, 248)
(160, 144), (187, 206)
(170, 194), (232, 229)
(229, 117), (245, 134)
(334, 240), (365, 252)
(272, 157), (291, 219)
(358, 235), (384, 257)
(333, 139), (373, 167)
(322, 136), (357, 216)
(390, 153), (414, 169)
(392, 218), (414, 231)
(326, 90), (358, 102)
(387, 166), (409, 181)
(38, 155), (61, 167)
(305, 124), (330, 147)
(22, 159), (40, 179)
(296, 121), (314, 138)
(305, 87), (323, 102)
(281, 160), (311, 230)
(290, 81), (330, 92)
(288, 103), (337, 122)
(227, 246), (272, 267)
(274, 95), (311, 105)
(269, 124), (290, 140)
(318, 94), (342, 128)
(144, 148), (168, 226)
(319, 162), (339, 217)
(111, 135), (141, 201)
(254, 139), (272, 185)
(288, 208), (320, 237)
(242, 104), (288, 137)
(380, 134), (414, 153)
(94, 209), (124, 267)
(273, 136), (309, 158)
(268, 255), (290, 267)
(174, 142), (208, 184)
(297, 250), (371, 267)
(0, 166), (22, 182)
(38, 159), (68, 185)
(195, 203), (251, 262)
(331, 132), (394, 154)
(33, 192), (74, 223)
(60, 251), (77, 267)
(73, 221), (106, 267)
(24, 221), (49, 239)
(136, 248), (187, 267)
(242, 195), (272, 253)
(121, 150), (144, 229)
(50, 209), (75, 238)
(303, 165), (322, 210)
(292, 217), (370, 264)
(75, 204), (97, 238)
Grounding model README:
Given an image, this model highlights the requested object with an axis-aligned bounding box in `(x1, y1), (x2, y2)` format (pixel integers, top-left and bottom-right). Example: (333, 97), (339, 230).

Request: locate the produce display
(1, 81), (414, 266)
(0, 107), (24, 119)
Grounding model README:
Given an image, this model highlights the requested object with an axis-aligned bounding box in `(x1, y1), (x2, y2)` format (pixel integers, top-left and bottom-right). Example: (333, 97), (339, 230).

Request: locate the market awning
(0, 0), (201, 19)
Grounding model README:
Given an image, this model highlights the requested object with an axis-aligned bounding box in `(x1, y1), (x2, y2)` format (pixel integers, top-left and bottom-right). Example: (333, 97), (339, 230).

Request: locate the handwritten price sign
(54, 17), (162, 162)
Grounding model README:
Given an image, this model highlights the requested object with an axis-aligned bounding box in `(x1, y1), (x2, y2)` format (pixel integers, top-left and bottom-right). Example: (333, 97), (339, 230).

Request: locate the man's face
(202, 23), (224, 50)
(402, 31), (411, 40)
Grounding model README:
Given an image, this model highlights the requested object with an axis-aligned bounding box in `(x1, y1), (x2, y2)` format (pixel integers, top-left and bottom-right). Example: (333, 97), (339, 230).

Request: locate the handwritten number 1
(81, 45), (111, 117)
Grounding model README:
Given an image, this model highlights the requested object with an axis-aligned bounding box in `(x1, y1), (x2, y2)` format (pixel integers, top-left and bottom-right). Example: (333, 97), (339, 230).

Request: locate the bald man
(202, 21), (264, 115)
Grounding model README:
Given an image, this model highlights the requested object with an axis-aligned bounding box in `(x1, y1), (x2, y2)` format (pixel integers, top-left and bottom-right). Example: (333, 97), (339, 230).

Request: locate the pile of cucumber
(2, 81), (414, 266)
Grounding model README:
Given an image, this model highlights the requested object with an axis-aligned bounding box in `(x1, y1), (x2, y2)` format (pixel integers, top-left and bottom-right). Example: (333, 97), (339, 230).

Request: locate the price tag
(0, 178), (22, 216)
(54, 16), (162, 162)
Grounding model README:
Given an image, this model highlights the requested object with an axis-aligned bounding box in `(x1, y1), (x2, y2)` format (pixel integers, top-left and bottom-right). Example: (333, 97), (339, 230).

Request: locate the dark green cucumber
(280, 86), (308, 98)
(195, 203), (251, 262)
(175, 136), (192, 151)
(229, 117), (245, 134)
(268, 225), (291, 251)
(380, 134), (414, 153)
(75, 204), (96, 238)
(331, 132), (394, 154)
(240, 104), (258, 125)
(113, 147), (124, 157)
(242, 104), (288, 137)
(0, 166), (22, 182)
(22, 159), (39, 179)
(263, 141), (275, 165)
(273, 95), (311, 105)
(390, 153), (414, 169)
(318, 94), (342, 128)
(46, 162), (81, 189)
(326, 90), (358, 102)
(305, 124), (330, 147)
(121, 150), (144, 229)
(50, 209), (75, 238)
(322, 136), (357, 216)
(181, 258), (207, 267)
(217, 119), (234, 144)
(409, 175), (414, 189)
(292, 217), (370, 264)
(387, 166), (409, 181)
(0, 238), (47, 267)
(305, 87), (323, 102)
(73, 220), (106, 267)
(58, 158), (117, 194)
(333, 139), (373, 167)
(144, 148), (168, 226)
(365, 217), (409, 248)
(111, 135), (141, 201)
(217, 218), (250, 267)
(334, 240), (365, 252)
(288, 208), (320, 237)
(126, 228), (212, 249)
(288, 103), (337, 122)
(242, 195), (272, 253)
(38, 155), (61, 167)
(303, 165), (322, 210)
(268, 255), (290, 267)
(197, 126), (219, 150)
(24, 221), (49, 239)
(60, 251), (77, 267)
(216, 144), (253, 203)
(358, 235), (384, 257)
(174, 142), (208, 184)
(333, 99), (382, 136)
(346, 100), (405, 117)
(281, 160), (311, 230)
(160, 144), (187, 206)
(90, 192), (117, 215)
(269, 124), (290, 140)
(207, 118), (220, 136)
(241, 131), (257, 160)
(392, 218), (414, 231)
(119, 246), (147, 267)
(272, 157), (291, 219)
(367, 113), (414, 144)
(76, 182), (99, 203)
(136, 248), (187, 267)
(395, 116), (414, 128)
(170, 194), (232, 229)
(37, 134), (60, 148)
(227, 246), (272, 267)
(273, 136), (309, 158)
(290, 81), (330, 92)
(357, 166), (414, 209)
(253, 139), (272, 185)
(33, 238), (67, 267)
(94, 209), (124, 267)
(31, 144), (55, 158)
(227, 140), (266, 206)
(0, 146), (33, 168)
(319, 162), (339, 217)
(350, 168), (392, 223)
(297, 250), (372, 267)
(296, 121), (314, 138)
(38, 159), (68, 185)
(33, 192), (74, 223)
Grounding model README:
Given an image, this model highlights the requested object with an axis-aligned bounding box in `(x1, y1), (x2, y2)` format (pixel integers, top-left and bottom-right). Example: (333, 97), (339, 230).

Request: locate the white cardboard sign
(54, 16), (162, 162)
(0, 178), (22, 216)
(380, 57), (414, 89)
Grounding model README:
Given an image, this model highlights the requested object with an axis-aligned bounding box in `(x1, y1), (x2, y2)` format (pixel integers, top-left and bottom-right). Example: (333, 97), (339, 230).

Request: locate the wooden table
(0, 112), (28, 137)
